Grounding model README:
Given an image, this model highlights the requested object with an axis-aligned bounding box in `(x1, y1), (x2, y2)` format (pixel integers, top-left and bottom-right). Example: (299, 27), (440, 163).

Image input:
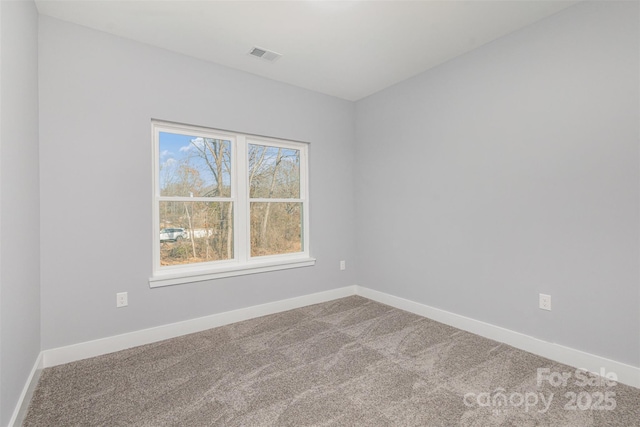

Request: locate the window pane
(159, 201), (233, 265)
(159, 132), (232, 197)
(250, 202), (302, 257)
(248, 144), (300, 199)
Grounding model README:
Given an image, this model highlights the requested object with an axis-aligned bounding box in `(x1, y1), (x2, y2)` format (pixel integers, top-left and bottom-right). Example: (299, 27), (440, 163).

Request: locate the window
(150, 121), (313, 287)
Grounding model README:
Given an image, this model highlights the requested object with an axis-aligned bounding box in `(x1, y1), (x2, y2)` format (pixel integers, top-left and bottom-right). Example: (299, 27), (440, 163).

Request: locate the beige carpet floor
(24, 296), (640, 426)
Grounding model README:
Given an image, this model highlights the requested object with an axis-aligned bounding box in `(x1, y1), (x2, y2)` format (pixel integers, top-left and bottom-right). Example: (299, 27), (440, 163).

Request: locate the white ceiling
(35, 0), (579, 101)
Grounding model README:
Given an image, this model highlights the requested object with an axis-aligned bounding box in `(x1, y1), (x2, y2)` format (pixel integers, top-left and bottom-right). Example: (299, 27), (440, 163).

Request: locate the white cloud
(179, 137), (206, 152)
(162, 158), (177, 168)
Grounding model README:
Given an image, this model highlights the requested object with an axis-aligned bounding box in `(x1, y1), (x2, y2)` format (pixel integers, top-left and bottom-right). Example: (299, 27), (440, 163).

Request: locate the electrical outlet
(340, 260), (346, 271)
(539, 294), (551, 311)
(117, 292), (128, 308)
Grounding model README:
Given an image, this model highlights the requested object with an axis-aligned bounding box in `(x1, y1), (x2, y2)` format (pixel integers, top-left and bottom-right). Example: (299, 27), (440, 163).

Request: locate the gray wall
(0, 0), (41, 424)
(355, 1), (639, 367)
(38, 16), (357, 350)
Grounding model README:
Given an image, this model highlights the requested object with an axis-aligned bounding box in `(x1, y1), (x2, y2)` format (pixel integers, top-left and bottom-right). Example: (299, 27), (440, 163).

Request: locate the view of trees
(158, 133), (301, 266)
(248, 144), (301, 257)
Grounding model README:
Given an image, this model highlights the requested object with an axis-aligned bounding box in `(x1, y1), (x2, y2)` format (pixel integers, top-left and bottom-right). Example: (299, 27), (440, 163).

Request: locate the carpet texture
(24, 296), (640, 426)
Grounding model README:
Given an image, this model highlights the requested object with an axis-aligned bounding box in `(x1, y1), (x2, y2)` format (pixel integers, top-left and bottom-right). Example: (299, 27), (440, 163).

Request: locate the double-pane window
(151, 121), (312, 286)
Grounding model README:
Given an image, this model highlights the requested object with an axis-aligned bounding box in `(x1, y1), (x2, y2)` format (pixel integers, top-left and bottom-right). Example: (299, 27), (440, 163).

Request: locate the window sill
(149, 257), (316, 288)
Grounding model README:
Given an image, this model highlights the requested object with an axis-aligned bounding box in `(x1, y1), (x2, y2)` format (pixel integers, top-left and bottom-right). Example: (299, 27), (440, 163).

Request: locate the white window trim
(150, 120), (314, 287)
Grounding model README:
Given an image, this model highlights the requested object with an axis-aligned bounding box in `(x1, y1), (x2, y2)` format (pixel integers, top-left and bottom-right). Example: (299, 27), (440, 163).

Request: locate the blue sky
(159, 131), (197, 166)
(159, 132), (232, 193)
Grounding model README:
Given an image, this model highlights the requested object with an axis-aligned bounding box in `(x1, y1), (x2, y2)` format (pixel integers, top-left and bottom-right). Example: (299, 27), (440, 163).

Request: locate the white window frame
(150, 120), (314, 287)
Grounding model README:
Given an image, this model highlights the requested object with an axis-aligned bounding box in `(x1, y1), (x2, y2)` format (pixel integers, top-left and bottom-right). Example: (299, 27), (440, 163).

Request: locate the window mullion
(152, 124), (162, 274)
(301, 144), (309, 255)
(235, 135), (248, 263)
(249, 198), (303, 203)
(158, 196), (232, 203)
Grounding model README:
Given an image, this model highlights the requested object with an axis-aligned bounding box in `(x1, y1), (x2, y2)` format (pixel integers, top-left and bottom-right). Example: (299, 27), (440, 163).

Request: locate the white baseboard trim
(39, 284), (639, 390)
(42, 285), (357, 368)
(355, 286), (640, 389)
(8, 352), (43, 427)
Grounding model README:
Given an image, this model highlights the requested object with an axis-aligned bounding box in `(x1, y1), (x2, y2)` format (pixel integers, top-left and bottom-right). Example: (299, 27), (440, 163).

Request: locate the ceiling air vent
(248, 46), (282, 63)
